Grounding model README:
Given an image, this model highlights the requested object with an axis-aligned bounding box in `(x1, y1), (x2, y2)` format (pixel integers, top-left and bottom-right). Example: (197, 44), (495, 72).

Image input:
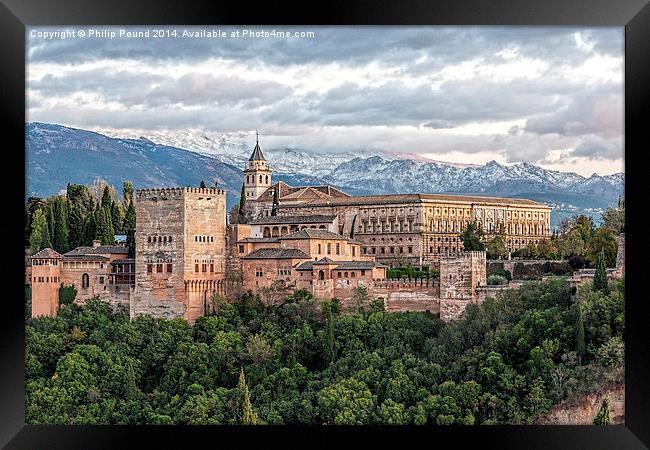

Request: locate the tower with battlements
(439, 250), (487, 321)
(131, 187), (227, 323)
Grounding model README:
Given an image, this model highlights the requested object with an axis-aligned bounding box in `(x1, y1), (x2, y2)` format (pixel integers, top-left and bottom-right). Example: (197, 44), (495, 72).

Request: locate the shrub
(487, 274), (508, 285)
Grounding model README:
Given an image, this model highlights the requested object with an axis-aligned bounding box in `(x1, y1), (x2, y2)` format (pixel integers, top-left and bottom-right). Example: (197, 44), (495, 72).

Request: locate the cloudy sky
(27, 26), (624, 176)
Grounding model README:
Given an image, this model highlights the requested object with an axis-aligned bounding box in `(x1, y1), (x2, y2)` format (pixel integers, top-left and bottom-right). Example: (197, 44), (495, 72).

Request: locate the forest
(25, 274), (624, 425)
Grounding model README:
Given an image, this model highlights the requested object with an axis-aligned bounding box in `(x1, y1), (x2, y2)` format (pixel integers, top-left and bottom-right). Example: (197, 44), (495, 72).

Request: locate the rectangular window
(239, 245), (245, 253)
(202, 264), (207, 273)
(210, 263), (214, 273)
(336, 243), (340, 255)
(166, 264), (173, 273)
(147, 264), (153, 273)
(327, 243), (331, 254)
(361, 270), (366, 276)
(318, 243), (321, 254)
(256, 268), (263, 277)
(99, 276), (105, 284)
(157, 264), (163, 273)
(195, 264), (199, 273)
(408, 247), (413, 254)
(352, 247), (356, 256)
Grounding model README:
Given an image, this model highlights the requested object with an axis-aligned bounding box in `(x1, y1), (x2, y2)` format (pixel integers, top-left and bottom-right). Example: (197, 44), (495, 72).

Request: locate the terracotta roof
(313, 257), (338, 265)
(111, 258), (135, 264)
(279, 229), (349, 241)
(64, 245), (129, 256)
(284, 193), (547, 208)
(241, 248), (310, 260)
(239, 237), (281, 243)
(62, 255), (110, 261)
(252, 182), (352, 203)
(296, 259), (385, 270)
(30, 248), (62, 259)
(249, 215), (336, 225)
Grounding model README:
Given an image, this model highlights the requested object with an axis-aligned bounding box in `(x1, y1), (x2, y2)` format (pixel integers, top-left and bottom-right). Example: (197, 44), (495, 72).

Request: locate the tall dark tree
(593, 249), (609, 293)
(123, 200), (136, 258)
(462, 221), (485, 251)
(238, 183), (247, 224)
(52, 198), (70, 253)
(67, 205), (83, 250)
(271, 184), (279, 216)
(96, 207), (115, 245)
(80, 210), (97, 246)
(25, 197), (46, 246)
(29, 208), (51, 253)
(237, 368), (257, 425)
(575, 301), (586, 361)
(101, 185), (112, 211)
(46, 201), (56, 245)
(122, 181), (134, 207)
(111, 201), (123, 234)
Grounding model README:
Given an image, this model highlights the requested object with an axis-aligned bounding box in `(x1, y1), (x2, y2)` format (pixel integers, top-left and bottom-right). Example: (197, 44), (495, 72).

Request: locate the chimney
(92, 240), (101, 248)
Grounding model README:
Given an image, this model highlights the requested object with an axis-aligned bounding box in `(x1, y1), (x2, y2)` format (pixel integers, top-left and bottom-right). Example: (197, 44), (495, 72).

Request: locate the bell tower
(243, 131), (272, 200)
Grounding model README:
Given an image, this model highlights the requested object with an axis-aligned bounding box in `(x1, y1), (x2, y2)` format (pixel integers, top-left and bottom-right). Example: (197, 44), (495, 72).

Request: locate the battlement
(374, 278), (437, 289)
(440, 250), (486, 261)
(136, 187), (227, 199)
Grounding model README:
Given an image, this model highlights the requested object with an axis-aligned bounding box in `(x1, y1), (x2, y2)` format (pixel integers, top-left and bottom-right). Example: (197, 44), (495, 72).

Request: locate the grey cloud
(423, 120), (455, 129)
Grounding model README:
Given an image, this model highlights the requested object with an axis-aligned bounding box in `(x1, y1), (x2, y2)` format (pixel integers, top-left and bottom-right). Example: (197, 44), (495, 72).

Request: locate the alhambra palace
(27, 138), (625, 323)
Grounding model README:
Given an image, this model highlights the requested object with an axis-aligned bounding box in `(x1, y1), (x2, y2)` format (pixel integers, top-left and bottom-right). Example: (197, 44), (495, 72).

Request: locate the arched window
(319, 270), (325, 280)
(259, 175), (262, 183)
(82, 273), (89, 288)
(263, 227), (271, 238)
(265, 175), (269, 184)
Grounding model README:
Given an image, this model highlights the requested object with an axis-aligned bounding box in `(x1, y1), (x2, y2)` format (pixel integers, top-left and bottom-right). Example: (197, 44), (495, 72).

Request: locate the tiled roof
(279, 228), (349, 241)
(30, 248), (62, 259)
(249, 142), (265, 161)
(252, 182), (352, 203)
(239, 237), (281, 243)
(313, 257), (337, 265)
(249, 214), (336, 225)
(285, 193), (547, 208)
(111, 258), (135, 264)
(241, 248), (310, 260)
(64, 245), (129, 256)
(62, 255), (110, 261)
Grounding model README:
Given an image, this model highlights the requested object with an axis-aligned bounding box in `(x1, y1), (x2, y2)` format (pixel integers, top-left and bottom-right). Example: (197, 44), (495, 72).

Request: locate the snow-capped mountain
(27, 123), (624, 228)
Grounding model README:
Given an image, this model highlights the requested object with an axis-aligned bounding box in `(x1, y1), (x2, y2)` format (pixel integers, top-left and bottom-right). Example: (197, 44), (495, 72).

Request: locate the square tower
(243, 134), (272, 200)
(439, 251), (487, 321)
(132, 187), (227, 323)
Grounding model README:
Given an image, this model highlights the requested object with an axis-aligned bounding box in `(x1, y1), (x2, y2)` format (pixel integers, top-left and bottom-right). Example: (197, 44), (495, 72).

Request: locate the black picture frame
(2, 0), (648, 448)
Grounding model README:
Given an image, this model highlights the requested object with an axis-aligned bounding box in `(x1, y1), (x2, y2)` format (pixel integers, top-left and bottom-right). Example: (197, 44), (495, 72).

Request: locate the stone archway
(263, 227), (271, 238)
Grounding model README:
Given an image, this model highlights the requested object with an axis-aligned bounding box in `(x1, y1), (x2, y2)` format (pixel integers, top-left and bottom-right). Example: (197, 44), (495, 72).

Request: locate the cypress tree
(122, 181), (134, 208)
(238, 183), (247, 224)
(67, 206), (83, 249)
(47, 201), (56, 244)
(101, 185), (112, 211)
(52, 198), (69, 253)
(593, 397), (611, 425)
(29, 208), (51, 253)
(111, 201), (123, 234)
(271, 184), (279, 216)
(593, 249), (609, 293)
(123, 200), (136, 258)
(575, 301), (586, 361)
(237, 368), (257, 425)
(96, 207), (115, 245)
(325, 303), (336, 365)
(80, 210), (97, 246)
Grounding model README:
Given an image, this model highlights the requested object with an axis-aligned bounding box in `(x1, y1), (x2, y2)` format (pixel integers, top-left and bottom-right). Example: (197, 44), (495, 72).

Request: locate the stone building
(242, 140), (552, 267)
(131, 187), (228, 323)
(439, 251), (487, 321)
(29, 241), (134, 317)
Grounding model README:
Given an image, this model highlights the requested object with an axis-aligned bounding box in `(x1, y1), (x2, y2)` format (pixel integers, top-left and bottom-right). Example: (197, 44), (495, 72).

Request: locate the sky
(26, 26), (624, 176)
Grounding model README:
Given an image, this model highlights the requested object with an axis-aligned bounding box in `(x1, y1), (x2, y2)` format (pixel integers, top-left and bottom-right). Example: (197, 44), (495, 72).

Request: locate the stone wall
(439, 251), (486, 321)
(535, 383), (624, 425)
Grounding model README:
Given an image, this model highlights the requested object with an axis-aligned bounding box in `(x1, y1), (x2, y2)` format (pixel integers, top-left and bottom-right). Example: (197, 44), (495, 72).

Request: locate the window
(352, 247), (356, 256)
(99, 276), (105, 284)
(82, 273), (89, 288)
(210, 263), (214, 273)
(336, 243), (340, 255)
(318, 244), (321, 254)
(351, 272), (356, 278)
(195, 264), (199, 273)
(256, 268), (263, 277)
(148, 236), (151, 243)
(327, 243), (331, 254)
(147, 264), (153, 273)
(239, 245), (245, 253)
(169, 236), (172, 243)
(167, 264), (173, 273)
(202, 263), (207, 272)
(157, 264), (163, 273)
(408, 247), (413, 254)
(361, 270), (366, 276)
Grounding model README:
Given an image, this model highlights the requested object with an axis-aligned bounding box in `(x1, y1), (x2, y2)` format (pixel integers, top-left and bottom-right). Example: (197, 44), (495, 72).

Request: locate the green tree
(586, 228), (617, 268)
(67, 205), (84, 249)
(29, 208), (51, 253)
(593, 249), (609, 293)
(123, 198), (136, 258)
(237, 368), (258, 425)
(486, 223), (507, 259)
(52, 198), (70, 253)
(96, 207), (115, 245)
(238, 183), (247, 224)
(324, 302), (336, 365)
(593, 397), (611, 425)
(110, 201), (123, 235)
(101, 185), (113, 211)
(525, 378), (551, 419)
(575, 301), (586, 361)
(46, 201), (56, 244)
(462, 221), (485, 251)
(80, 210), (97, 246)
(271, 184), (279, 216)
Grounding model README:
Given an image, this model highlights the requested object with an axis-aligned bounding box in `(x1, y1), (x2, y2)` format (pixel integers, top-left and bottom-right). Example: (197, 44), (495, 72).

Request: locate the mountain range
(26, 122), (624, 228)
